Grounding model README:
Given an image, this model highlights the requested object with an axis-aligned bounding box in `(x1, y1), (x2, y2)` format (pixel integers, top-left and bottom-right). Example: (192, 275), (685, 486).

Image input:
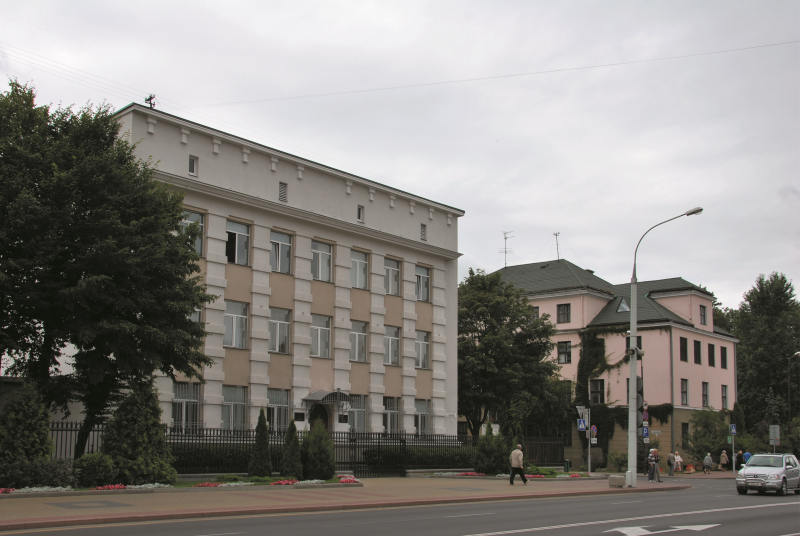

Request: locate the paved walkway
(0, 477), (689, 532)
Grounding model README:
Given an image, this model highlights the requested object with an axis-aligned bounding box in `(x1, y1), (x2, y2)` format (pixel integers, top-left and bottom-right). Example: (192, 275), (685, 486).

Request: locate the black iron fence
(49, 422), (564, 477)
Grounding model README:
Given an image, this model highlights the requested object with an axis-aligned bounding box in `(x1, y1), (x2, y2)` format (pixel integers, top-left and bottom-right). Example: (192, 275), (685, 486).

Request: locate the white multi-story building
(115, 104), (463, 434)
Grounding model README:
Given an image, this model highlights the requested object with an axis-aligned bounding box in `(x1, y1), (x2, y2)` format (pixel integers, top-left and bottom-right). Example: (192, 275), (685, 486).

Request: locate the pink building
(497, 259), (738, 464)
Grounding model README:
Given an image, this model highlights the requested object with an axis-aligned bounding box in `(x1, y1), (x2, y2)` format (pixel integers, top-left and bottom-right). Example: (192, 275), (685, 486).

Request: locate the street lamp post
(626, 207), (703, 488)
(789, 351), (800, 426)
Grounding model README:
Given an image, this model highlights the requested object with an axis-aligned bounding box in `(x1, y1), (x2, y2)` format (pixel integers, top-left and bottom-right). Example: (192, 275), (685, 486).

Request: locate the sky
(1, 0), (798, 309)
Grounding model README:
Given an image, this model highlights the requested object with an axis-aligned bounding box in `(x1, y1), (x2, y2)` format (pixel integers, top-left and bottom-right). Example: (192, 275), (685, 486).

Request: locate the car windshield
(747, 456), (783, 467)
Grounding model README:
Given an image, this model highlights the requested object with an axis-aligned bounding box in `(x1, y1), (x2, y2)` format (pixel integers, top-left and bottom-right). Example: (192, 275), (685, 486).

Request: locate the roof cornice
(648, 289), (714, 299)
(524, 287), (615, 300)
(586, 320), (739, 343)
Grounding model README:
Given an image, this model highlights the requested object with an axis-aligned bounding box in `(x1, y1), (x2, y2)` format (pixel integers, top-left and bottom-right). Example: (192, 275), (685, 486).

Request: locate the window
(268, 308), (291, 354)
(532, 306), (539, 320)
(226, 221), (249, 265)
(415, 331), (430, 369)
(270, 231), (292, 274)
(384, 326), (400, 365)
(349, 394), (367, 432)
(189, 307), (202, 323)
(708, 344), (716, 367)
(557, 304), (571, 323)
(626, 336), (643, 351)
(694, 340), (702, 364)
(557, 341), (572, 364)
(702, 382), (709, 407)
(311, 241), (332, 282)
(180, 211), (204, 256)
(351, 251), (368, 289)
(279, 182), (288, 202)
(357, 205), (364, 223)
(172, 382), (201, 432)
(679, 337), (688, 362)
(415, 266), (430, 302)
(681, 379), (689, 405)
(681, 422), (689, 439)
(267, 388), (291, 432)
(222, 385), (247, 430)
(383, 396), (401, 433)
(420, 223), (427, 241)
(721, 347), (728, 369)
(457, 421), (469, 437)
(699, 305), (707, 325)
(310, 315), (331, 358)
(350, 321), (368, 362)
(188, 156), (198, 176)
(590, 379), (604, 404)
(721, 385), (728, 410)
(415, 399), (431, 435)
(223, 301), (248, 348)
(384, 258), (400, 296)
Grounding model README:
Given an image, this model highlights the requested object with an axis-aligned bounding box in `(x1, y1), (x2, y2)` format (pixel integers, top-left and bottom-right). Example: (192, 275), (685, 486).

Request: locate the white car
(736, 454), (800, 495)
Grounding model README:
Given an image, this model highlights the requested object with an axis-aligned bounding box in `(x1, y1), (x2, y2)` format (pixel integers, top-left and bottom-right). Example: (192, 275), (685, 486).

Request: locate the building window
(310, 315), (331, 358)
(699, 305), (707, 325)
(226, 221), (249, 265)
(590, 379), (604, 404)
(188, 156), (198, 176)
(279, 182), (288, 202)
(267, 388), (291, 432)
(384, 258), (400, 296)
(415, 266), (430, 302)
(557, 304), (571, 323)
(189, 307), (202, 323)
(270, 231), (292, 274)
(557, 341), (572, 364)
(351, 250), (368, 289)
(721, 347), (728, 369)
(414, 399), (431, 435)
(357, 205), (364, 223)
(457, 421), (469, 437)
(702, 382), (709, 407)
(681, 379), (689, 405)
(681, 422), (689, 439)
(223, 301), (248, 349)
(420, 223), (427, 241)
(532, 306), (539, 320)
(311, 241), (332, 282)
(383, 396), (401, 433)
(181, 211), (204, 256)
(350, 321), (368, 362)
(222, 385), (247, 430)
(694, 340), (702, 364)
(172, 382), (201, 432)
(679, 337), (688, 362)
(384, 326), (400, 365)
(415, 331), (430, 369)
(349, 394), (367, 432)
(721, 385), (728, 410)
(268, 308), (291, 354)
(708, 344), (716, 367)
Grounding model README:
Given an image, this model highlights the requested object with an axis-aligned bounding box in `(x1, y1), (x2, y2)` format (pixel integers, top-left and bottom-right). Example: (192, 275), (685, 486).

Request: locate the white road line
(447, 513), (496, 518)
(459, 501), (800, 536)
(195, 533), (246, 536)
(611, 501), (642, 505)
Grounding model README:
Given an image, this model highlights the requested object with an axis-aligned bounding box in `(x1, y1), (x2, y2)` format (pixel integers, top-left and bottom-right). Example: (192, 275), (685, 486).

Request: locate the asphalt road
(6, 477), (800, 536)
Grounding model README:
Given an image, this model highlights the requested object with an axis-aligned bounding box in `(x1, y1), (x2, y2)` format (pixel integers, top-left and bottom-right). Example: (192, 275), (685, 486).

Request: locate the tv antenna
(499, 231), (515, 267)
(144, 94), (157, 109)
(554, 232), (560, 261)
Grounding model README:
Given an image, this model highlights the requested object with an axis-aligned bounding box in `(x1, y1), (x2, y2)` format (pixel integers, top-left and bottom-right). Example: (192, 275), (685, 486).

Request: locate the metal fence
(50, 421), (105, 460)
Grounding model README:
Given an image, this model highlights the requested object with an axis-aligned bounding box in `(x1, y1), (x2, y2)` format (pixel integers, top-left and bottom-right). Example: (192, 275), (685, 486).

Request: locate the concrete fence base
(608, 475), (626, 488)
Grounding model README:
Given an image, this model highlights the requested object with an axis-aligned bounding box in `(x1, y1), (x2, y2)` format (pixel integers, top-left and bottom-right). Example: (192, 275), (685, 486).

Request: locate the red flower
(456, 472), (486, 477)
(525, 474), (545, 478)
(270, 479), (298, 486)
(91, 484), (127, 490)
(569, 474), (581, 478)
(192, 482), (222, 487)
(0, 488), (15, 494)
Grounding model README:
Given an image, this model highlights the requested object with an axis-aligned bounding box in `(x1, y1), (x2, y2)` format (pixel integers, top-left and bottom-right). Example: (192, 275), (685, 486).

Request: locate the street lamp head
(685, 207), (704, 216)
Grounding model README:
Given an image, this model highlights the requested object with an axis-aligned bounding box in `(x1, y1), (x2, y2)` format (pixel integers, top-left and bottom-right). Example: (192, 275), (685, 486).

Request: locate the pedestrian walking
(735, 451), (744, 471)
(720, 450), (729, 472)
(743, 450), (751, 464)
(647, 449), (661, 482)
(653, 449), (662, 482)
(674, 451), (683, 472)
(509, 444), (527, 486)
(668, 451), (676, 476)
(703, 453), (712, 474)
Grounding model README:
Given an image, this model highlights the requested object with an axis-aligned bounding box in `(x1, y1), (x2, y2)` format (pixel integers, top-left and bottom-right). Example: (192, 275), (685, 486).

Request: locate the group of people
(647, 449), (684, 481)
(708, 449), (751, 473)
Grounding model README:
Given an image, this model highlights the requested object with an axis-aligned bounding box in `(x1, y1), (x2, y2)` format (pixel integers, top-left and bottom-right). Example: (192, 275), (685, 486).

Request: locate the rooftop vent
(540, 263), (550, 269)
(585, 269), (594, 274)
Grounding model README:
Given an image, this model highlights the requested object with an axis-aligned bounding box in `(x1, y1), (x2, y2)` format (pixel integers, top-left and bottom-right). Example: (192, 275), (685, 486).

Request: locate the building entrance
(308, 405), (329, 430)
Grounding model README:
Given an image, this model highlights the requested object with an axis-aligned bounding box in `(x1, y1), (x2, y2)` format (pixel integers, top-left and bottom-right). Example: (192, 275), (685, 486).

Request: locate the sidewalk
(0, 477), (690, 532)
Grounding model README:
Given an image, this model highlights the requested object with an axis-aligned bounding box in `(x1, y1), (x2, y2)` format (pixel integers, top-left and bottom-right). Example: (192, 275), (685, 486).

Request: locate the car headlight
(737, 469), (745, 476)
(767, 473), (780, 480)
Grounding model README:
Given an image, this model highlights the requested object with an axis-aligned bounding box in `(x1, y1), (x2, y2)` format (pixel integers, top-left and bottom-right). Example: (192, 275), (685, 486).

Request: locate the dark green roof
(495, 260), (615, 296)
(588, 280), (693, 328)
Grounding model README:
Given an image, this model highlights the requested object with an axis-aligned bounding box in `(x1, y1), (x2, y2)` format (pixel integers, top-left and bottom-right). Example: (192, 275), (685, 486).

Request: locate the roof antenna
(499, 231), (515, 267)
(144, 94), (156, 109)
(554, 232), (560, 261)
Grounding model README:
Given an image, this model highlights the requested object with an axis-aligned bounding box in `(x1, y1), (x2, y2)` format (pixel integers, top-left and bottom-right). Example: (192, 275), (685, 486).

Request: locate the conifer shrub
(300, 419), (336, 480)
(474, 425), (502, 474)
(0, 458), (75, 488)
(74, 452), (118, 488)
(280, 420), (303, 479)
(0, 384), (54, 463)
(102, 385), (177, 485)
(248, 408), (272, 477)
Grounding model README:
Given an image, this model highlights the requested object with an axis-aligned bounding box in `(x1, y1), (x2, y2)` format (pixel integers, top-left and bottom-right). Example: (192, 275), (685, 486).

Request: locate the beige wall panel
(310, 280), (335, 316)
(383, 366), (402, 397)
(268, 355), (293, 389)
(223, 349), (250, 386)
(349, 362), (370, 395)
(197, 258), (207, 276)
(415, 369), (433, 399)
(416, 301), (433, 332)
(225, 263), (253, 303)
(351, 289), (370, 322)
(384, 295), (403, 328)
(270, 273), (294, 309)
(310, 358), (335, 392)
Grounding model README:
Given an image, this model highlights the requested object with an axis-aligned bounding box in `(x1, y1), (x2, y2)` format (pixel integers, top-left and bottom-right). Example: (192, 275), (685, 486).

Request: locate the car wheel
(737, 488), (747, 495)
(777, 479), (787, 496)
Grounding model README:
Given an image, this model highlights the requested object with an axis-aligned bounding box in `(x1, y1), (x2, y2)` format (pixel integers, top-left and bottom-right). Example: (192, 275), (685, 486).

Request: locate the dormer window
(699, 305), (707, 325)
(617, 298), (630, 313)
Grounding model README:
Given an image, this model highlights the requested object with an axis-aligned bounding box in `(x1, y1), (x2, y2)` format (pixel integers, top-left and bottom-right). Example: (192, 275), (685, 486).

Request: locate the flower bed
(569, 474), (581, 478)
(456, 472), (485, 477)
(338, 475), (360, 484)
(192, 482), (253, 488)
(1, 486), (74, 494)
(91, 483), (174, 490)
(0, 488), (13, 494)
(270, 479), (298, 486)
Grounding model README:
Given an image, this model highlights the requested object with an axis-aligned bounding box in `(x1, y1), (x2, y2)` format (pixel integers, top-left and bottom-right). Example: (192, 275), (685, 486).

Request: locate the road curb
(0, 484), (691, 532)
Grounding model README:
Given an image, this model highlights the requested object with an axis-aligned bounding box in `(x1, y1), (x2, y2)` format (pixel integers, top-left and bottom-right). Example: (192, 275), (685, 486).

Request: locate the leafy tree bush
(607, 451), (628, 472)
(301, 419), (336, 480)
(0, 458), (75, 488)
(280, 420), (303, 479)
(74, 452), (117, 488)
(682, 409), (727, 465)
(474, 426), (508, 474)
(363, 446), (474, 470)
(0, 384), (54, 463)
(170, 444), (256, 474)
(102, 386), (177, 485)
(248, 408), (272, 477)
(526, 464), (557, 476)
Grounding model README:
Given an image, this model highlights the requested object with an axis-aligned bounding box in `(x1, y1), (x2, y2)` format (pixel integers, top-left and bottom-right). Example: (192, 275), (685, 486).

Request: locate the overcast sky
(1, 1), (797, 309)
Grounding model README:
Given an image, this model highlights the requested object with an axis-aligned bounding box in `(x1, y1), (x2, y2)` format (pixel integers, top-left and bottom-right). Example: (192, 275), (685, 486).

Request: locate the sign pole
(587, 407), (591, 473)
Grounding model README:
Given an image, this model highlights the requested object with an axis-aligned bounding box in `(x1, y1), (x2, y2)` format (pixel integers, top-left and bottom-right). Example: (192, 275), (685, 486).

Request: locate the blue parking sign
(642, 427), (649, 438)
(730, 424), (737, 436)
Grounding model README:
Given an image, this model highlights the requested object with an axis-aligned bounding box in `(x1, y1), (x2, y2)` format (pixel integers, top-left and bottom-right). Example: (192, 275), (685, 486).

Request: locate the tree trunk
(74, 413), (99, 459)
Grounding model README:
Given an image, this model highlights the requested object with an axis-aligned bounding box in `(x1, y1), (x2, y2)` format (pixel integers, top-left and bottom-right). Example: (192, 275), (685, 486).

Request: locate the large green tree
(0, 81), (214, 448)
(733, 273), (800, 432)
(458, 268), (558, 437)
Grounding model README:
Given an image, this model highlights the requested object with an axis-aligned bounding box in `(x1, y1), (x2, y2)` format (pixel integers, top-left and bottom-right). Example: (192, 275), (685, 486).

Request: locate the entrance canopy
(302, 390), (352, 411)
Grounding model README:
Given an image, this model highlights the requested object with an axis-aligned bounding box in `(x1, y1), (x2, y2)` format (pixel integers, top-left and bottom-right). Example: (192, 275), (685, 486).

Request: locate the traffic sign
(642, 410), (649, 422)
(730, 424), (737, 436)
(642, 421), (649, 428)
(769, 425), (780, 440)
(642, 401), (648, 410)
(727, 436), (731, 444)
(590, 425), (598, 438)
(643, 438), (650, 443)
(577, 419), (587, 431)
(642, 427), (649, 438)
(591, 438), (598, 444)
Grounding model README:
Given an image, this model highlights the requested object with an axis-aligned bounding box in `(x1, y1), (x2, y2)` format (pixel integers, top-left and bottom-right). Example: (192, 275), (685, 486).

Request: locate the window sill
(310, 355), (332, 359)
(223, 346), (248, 350)
(383, 363), (401, 367)
(415, 366), (431, 371)
(312, 279), (334, 284)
